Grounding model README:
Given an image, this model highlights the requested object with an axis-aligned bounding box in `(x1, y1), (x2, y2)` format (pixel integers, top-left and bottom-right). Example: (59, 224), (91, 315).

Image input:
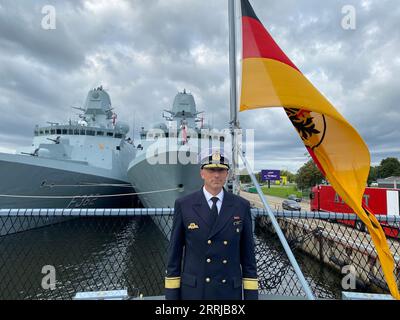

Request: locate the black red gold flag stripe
(239, 0), (400, 299)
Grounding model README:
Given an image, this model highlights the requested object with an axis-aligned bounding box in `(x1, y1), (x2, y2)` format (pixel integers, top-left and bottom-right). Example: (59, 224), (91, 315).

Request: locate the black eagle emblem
(284, 108), (326, 150)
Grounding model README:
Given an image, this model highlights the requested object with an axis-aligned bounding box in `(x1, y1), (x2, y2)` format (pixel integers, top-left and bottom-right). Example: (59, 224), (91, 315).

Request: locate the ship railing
(1, 208), (399, 222)
(0, 208), (400, 299)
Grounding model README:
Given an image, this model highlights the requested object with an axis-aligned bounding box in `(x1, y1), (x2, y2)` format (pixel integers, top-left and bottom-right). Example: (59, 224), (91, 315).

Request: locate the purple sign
(261, 170), (281, 181)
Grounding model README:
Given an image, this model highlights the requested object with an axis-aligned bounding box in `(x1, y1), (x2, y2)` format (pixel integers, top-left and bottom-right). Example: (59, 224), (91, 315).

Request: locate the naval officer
(165, 150), (258, 300)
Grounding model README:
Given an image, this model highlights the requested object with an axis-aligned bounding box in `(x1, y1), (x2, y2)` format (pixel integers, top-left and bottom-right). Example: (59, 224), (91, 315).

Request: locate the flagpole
(239, 150), (316, 300)
(228, 0), (239, 194)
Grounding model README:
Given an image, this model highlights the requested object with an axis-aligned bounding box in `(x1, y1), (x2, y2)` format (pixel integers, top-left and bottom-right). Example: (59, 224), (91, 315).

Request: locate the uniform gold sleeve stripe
(165, 277), (181, 289)
(243, 278), (258, 290)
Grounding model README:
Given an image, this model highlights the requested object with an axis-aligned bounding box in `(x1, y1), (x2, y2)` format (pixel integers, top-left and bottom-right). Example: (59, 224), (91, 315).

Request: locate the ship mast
(228, 0), (239, 194)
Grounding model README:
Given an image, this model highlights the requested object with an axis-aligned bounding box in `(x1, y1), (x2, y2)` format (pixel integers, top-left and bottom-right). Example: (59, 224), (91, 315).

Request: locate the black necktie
(210, 197), (219, 226)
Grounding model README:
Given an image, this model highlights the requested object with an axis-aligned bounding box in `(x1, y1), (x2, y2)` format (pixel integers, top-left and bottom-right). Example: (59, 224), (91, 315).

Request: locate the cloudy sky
(0, 0), (399, 172)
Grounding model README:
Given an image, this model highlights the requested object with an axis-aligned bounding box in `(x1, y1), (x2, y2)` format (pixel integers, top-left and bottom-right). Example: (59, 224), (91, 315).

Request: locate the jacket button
(223, 241), (228, 245)
(206, 277), (211, 283)
(207, 240), (212, 245)
(206, 258), (211, 263)
(222, 260), (227, 264)
(222, 279), (226, 284)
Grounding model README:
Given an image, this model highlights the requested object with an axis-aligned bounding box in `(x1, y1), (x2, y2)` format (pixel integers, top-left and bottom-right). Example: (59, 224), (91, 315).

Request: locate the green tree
(239, 171), (263, 184)
(239, 175), (251, 184)
(255, 171), (262, 183)
(295, 160), (324, 190)
(367, 166), (378, 186)
(379, 157), (400, 178)
(280, 170), (296, 183)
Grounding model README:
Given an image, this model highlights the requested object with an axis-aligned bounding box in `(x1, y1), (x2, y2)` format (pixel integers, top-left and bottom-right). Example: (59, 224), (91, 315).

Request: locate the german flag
(240, 0), (400, 299)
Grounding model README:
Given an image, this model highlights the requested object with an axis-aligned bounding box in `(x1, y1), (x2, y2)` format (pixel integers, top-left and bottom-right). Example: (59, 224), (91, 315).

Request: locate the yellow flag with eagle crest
(240, 0), (399, 298)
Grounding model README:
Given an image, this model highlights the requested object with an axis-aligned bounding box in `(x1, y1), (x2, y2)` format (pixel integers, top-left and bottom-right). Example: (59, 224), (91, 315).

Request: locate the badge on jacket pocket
(188, 223), (199, 230)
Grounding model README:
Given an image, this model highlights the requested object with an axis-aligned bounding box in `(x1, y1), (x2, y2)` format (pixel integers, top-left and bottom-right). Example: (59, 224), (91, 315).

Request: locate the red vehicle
(310, 185), (400, 238)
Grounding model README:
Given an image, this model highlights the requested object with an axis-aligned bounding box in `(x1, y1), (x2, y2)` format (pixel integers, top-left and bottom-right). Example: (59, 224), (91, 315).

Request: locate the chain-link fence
(0, 208), (399, 300)
(254, 210), (400, 299)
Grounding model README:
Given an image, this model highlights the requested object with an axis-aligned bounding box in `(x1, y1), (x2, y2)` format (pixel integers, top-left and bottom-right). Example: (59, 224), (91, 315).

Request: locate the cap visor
(202, 164), (229, 169)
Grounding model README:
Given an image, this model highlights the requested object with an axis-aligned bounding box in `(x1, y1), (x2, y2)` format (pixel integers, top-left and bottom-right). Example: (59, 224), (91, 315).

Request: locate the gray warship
(0, 86), (139, 233)
(127, 90), (227, 237)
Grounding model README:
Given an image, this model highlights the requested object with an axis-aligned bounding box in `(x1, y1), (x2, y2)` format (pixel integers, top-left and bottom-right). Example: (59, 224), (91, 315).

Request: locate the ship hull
(127, 149), (202, 208)
(0, 153), (139, 235)
(127, 148), (203, 239)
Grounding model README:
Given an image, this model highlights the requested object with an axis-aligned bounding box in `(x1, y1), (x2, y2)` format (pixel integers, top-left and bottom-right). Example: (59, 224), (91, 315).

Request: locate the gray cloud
(0, 0), (398, 173)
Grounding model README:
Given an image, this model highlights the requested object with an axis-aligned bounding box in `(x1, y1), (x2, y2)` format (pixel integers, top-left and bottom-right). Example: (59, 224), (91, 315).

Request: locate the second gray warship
(126, 90), (228, 238)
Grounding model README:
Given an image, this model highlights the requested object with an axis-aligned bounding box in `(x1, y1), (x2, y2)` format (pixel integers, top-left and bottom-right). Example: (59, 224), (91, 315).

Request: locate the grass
(248, 185), (303, 199)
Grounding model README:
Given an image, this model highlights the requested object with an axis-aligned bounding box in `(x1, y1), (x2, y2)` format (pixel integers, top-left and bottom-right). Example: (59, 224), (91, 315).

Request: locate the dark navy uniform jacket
(165, 188), (258, 300)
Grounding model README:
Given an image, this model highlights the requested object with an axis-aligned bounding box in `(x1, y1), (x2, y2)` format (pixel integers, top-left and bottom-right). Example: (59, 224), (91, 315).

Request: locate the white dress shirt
(203, 186), (224, 214)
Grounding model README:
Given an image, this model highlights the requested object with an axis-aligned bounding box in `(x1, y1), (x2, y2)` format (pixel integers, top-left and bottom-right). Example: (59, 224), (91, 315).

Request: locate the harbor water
(0, 217), (343, 300)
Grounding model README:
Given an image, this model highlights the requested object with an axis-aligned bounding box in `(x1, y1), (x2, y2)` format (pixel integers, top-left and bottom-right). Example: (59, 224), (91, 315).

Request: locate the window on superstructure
(80, 129), (86, 135)
(51, 129), (56, 134)
(62, 129), (67, 135)
(68, 129), (73, 135)
(56, 129), (61, 134)
(115, 133), (123, 139)
(34, 131), (38, 136)
(107, 132), (114, 137)
(40, 130), (44, 135)
(45, 130), (49, 134)
(96, 131), (104, 136)
(86, 130), (95, 136)
(74, 129), (79, 135)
